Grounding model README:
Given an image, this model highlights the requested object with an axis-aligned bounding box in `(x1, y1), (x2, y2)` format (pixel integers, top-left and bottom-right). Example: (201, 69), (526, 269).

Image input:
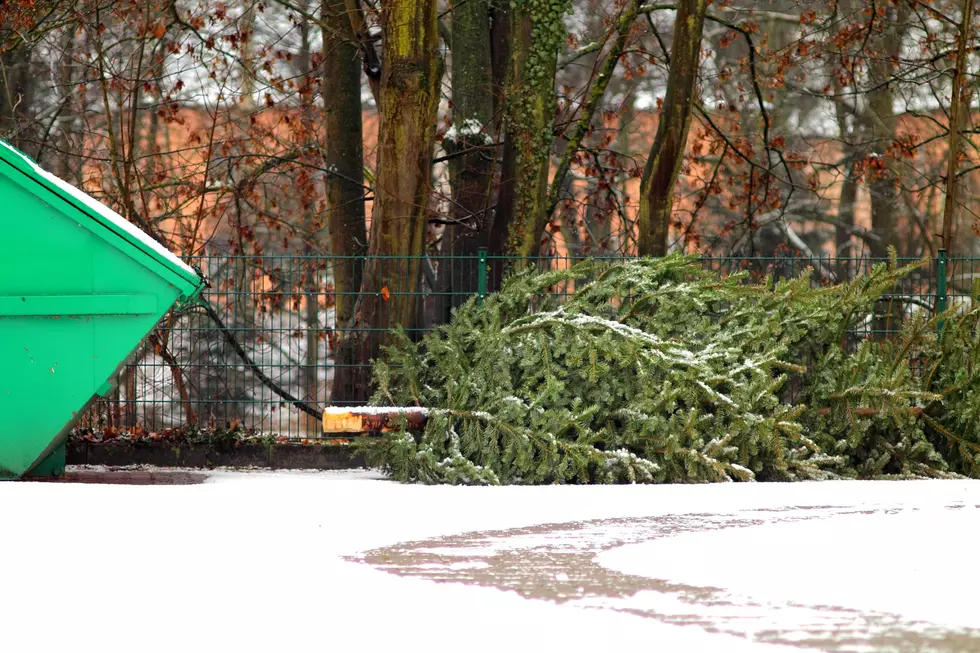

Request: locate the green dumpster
(0, 140), (205, 479)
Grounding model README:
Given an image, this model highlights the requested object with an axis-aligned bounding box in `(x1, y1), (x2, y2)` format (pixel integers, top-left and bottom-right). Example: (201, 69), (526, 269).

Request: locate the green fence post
(937, 248), (948, 338)
(477, 248), (488, 305)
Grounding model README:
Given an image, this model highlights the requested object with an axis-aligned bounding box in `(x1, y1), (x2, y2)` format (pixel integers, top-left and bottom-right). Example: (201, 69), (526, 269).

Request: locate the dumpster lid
(0, 140), (201, 291)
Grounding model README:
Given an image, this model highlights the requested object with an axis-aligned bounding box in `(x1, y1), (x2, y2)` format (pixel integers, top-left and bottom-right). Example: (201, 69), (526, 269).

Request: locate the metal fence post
(477, 248), (488, 305)
(937, 248), (948, 337)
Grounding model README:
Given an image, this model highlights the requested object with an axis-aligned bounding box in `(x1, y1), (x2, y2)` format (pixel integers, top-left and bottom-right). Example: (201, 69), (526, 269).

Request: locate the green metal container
(0, 140), (204, 479)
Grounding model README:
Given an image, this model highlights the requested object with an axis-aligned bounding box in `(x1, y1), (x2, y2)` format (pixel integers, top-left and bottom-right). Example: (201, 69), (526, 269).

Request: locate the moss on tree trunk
(492, 0), (569, 260)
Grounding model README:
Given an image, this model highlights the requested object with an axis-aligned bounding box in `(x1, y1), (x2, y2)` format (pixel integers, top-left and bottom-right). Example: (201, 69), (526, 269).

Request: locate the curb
(66, 439), (366, 471)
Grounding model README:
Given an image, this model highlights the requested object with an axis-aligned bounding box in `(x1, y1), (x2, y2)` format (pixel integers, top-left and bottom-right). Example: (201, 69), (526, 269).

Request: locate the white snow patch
(444, 118), (493, 145)
(322, 406), (430, 415)
(3, 472), (980, 651)
(599, 504), (980, 630)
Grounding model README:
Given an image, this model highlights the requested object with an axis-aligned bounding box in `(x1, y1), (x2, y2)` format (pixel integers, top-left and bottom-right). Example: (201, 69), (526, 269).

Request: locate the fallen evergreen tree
(368, 254), (980, 484)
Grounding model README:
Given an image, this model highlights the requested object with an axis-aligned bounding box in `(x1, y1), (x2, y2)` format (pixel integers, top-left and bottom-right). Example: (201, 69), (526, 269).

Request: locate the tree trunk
(304, 254), (321, 419)
(636, 0), (706, 257)
(867, 3), (907, 260)
(323, 0), (369, 333)
(489, 3), (510, 129)
(53, 27), (75, 191)
(863, 3), (910, 336)
(0, 41), (33, 153)
(226, 0), (258, 392)
(557, 171), (581, 259)
(296, 1), (324, 428)
(603, 98), (633, 255)
(836, 161), (859, 276)
(331, 0), (442, 403)
(436, 0), (495, 323)
(492, 5), (565, 259)
(547, 0), (642, 224)
(941, 0), (975, 255)
(832, 82), (861, 277)
(322, 0), (370, 405)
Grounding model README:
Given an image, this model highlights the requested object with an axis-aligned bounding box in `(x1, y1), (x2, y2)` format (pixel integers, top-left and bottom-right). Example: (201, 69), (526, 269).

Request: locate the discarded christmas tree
(369, 254), (980, 484)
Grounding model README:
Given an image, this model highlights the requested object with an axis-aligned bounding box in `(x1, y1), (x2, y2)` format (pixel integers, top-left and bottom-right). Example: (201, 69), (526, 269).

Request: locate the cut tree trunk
(322, 407), (429, 433)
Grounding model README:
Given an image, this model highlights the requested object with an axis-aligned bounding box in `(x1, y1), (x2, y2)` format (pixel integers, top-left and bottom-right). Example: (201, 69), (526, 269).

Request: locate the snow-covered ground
(3, 469), (980, 652)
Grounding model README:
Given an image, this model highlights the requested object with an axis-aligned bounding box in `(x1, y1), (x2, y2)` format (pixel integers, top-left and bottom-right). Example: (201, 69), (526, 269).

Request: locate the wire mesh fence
(74, 252), (978, 439)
